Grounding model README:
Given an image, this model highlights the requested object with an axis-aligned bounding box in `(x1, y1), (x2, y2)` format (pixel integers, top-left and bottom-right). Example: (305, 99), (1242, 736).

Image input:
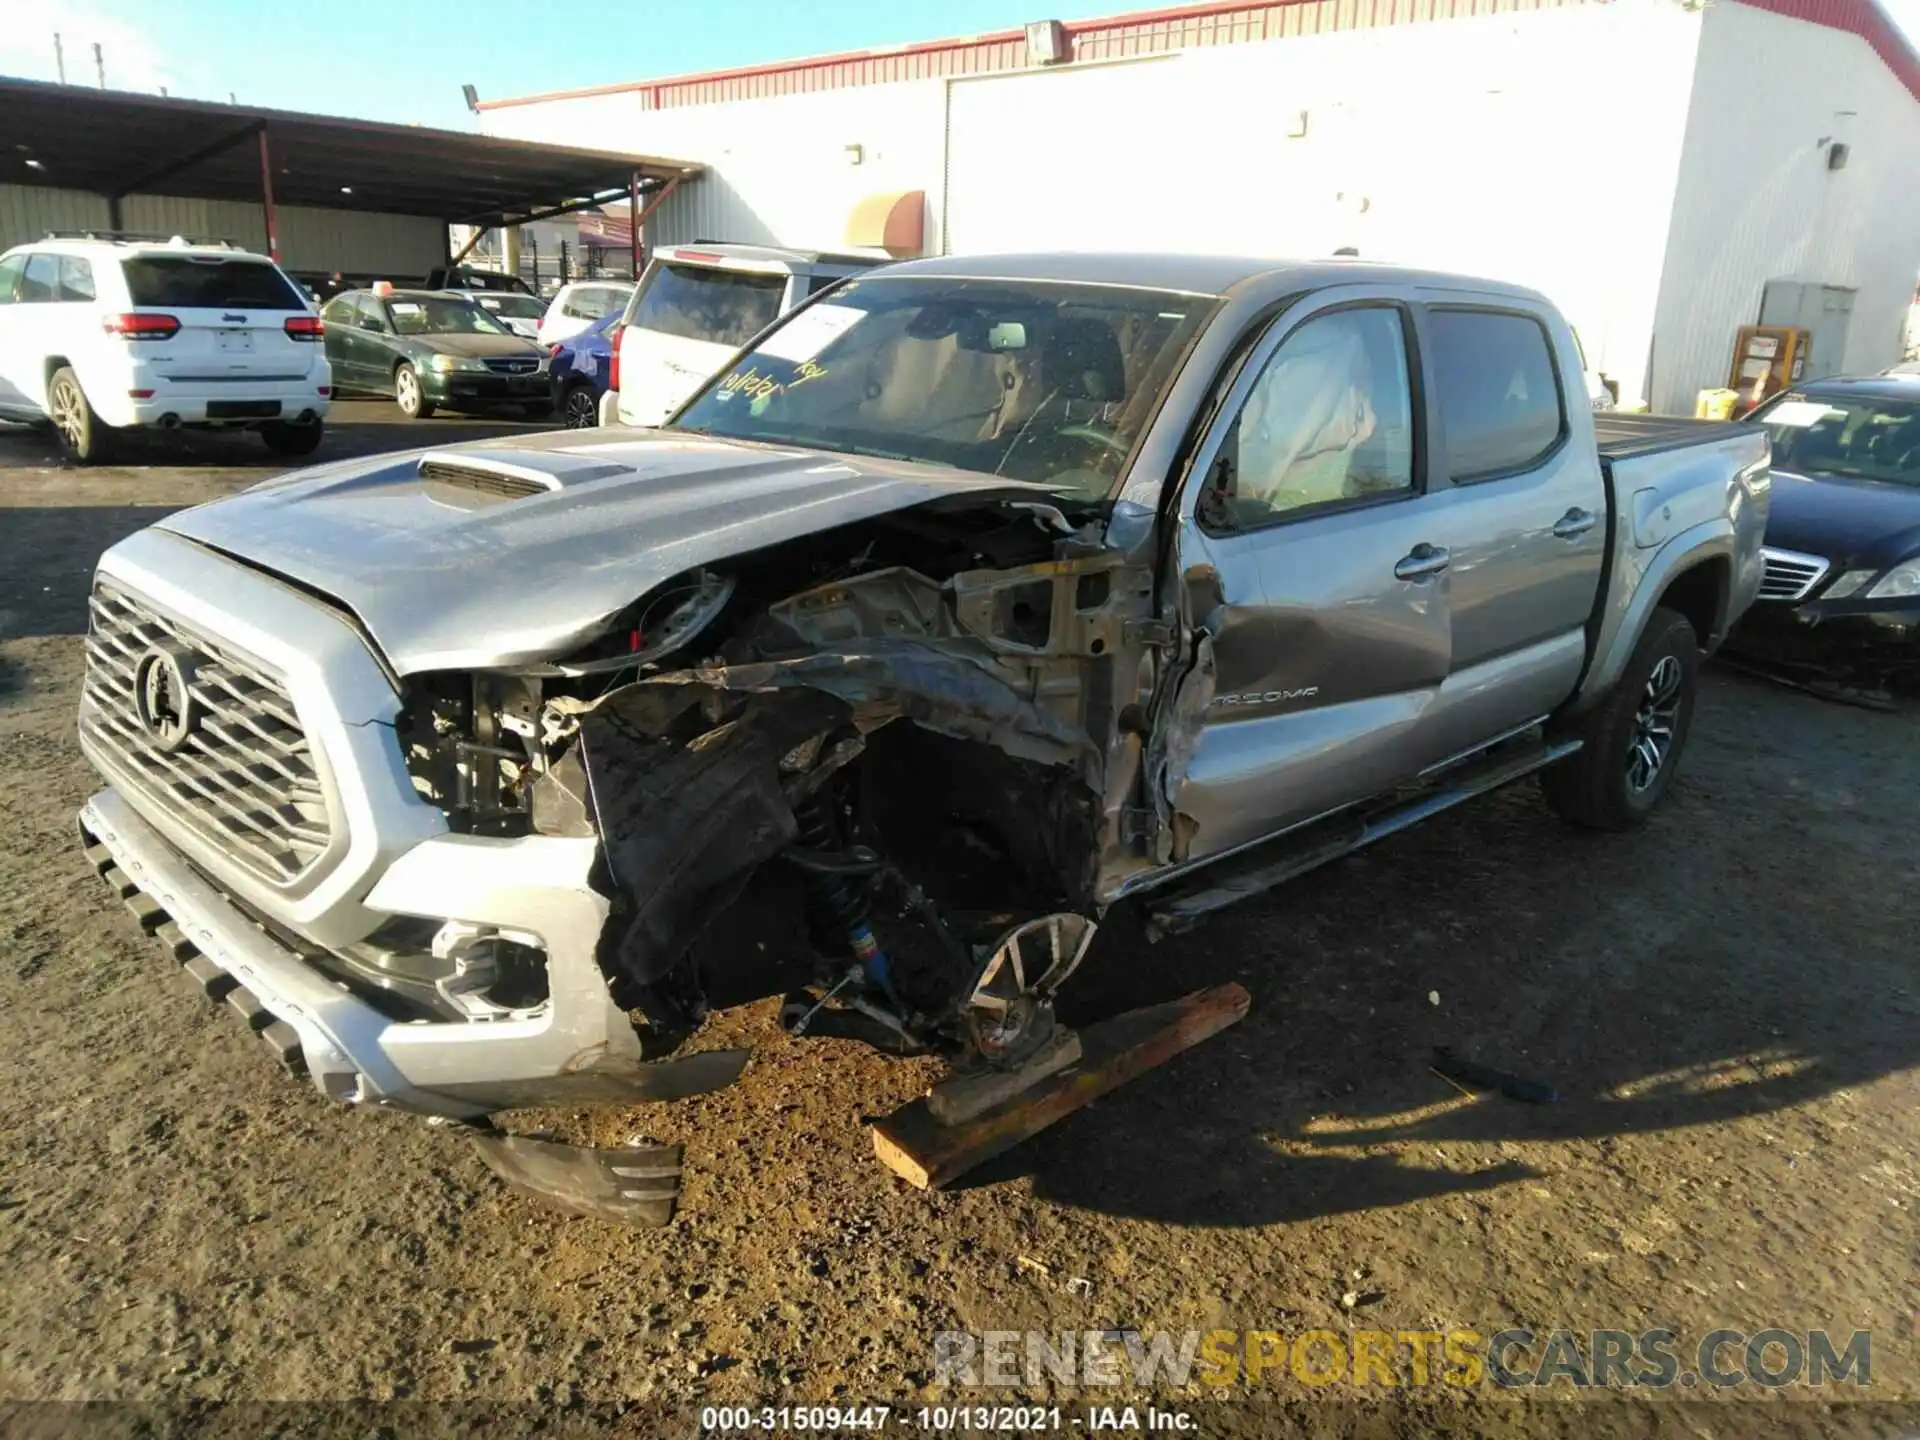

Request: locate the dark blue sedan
(549, 312), (620, 428)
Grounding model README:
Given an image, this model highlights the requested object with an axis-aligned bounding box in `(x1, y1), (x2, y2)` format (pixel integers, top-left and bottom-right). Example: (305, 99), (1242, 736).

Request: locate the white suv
(0, 234), (331, 463)
(601, 245), (878, 428)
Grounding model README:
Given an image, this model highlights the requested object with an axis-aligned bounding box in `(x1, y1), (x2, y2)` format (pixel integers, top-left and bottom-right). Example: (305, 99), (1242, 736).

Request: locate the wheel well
(44, 357), (72, 387)
(1657, 557), (1728, 647)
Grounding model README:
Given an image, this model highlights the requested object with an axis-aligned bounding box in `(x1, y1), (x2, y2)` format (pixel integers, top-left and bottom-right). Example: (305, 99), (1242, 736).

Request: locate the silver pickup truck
(78, 254), (1768, 1216)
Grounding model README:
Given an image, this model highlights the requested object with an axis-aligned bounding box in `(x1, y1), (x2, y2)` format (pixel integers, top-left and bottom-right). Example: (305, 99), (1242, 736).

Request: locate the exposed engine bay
(390, 495), (1160, 1069)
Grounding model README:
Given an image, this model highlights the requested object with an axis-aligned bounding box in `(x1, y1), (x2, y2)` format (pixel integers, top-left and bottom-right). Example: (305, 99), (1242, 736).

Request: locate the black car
(318, 289), (551, 419)
(1729, 376), (1920, 685)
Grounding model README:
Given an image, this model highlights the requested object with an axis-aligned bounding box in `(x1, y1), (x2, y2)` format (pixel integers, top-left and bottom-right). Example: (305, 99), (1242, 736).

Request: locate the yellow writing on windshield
(719, 360), (829, 412)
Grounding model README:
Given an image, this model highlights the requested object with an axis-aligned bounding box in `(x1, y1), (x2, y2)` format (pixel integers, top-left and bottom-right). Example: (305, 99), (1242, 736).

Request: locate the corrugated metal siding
(0, 184), (111, 252)
(0, 185), (443, 277)
(1649, 1), (1920, 410)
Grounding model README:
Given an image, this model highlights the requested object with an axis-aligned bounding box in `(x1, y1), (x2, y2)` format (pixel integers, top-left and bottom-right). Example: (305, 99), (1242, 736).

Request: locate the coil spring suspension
(792, 793), (894, 992)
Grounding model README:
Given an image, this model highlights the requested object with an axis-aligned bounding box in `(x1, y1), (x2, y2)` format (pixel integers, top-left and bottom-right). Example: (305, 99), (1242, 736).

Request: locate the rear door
(1164, 288), (1455, 862)
(117, 252), (316, 388)
(1410, 302), (1607, 759)
(617, 259), (787, 425)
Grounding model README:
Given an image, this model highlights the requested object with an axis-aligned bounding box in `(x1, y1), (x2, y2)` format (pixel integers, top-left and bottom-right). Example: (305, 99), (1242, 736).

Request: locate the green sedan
(319, 288), (553, 419)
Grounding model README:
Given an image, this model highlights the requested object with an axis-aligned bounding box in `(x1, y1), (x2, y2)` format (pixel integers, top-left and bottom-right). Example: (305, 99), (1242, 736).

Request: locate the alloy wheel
(563, 388), (597, 428)
(1626, 653), (1684, 794)
(396, 368), (420, 414)
(49, 377), (85, 451)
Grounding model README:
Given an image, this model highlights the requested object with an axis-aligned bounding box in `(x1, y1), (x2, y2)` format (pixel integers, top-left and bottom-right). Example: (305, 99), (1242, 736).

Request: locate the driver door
(1159, 290), (1455, 864)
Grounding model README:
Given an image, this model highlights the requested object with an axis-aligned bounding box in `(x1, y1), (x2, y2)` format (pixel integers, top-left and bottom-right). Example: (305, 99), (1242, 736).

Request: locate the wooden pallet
(871, 983), (1251, 1190)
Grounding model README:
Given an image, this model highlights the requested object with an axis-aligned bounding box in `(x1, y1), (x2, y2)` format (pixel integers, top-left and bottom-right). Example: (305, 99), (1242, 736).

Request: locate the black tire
(1541, 606), (1700, 830)
(261, 420), (324, 457)
(46, 366), (115, 464)
(558, 383), (598, 429)
(394, 363), (434, 419)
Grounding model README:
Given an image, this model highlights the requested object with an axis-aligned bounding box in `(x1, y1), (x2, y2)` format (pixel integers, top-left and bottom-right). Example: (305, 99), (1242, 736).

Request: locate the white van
(600, 244), (878, 428)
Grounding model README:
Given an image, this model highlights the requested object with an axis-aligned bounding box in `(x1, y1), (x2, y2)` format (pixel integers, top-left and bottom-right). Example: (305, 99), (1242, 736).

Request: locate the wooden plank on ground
(871, 982), (1251, 1190)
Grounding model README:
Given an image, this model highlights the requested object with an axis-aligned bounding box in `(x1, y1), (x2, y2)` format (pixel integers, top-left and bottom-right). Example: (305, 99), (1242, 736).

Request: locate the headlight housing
(1822, 569), (1878, 600)
(428, 354), (486, 373)
(1865, 558), (1920, 600)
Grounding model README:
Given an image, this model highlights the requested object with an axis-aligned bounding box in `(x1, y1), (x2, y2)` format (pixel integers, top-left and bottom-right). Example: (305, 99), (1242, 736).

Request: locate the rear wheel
(47, 367), (115, 463)
(261, 420), (324, 457)
(559, 383), (598, 428)
(394, 363), (434, 419)
(1541, 606), (1700, 830)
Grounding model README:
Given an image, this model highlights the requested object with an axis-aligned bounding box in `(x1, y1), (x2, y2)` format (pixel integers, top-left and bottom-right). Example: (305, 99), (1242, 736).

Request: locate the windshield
(633, 263), (785, 347)
(1755, 394), (1920, 486)
(670, 276), (1215, 498)
(470, 293), (543, 320)
(386, 297), (512, 337)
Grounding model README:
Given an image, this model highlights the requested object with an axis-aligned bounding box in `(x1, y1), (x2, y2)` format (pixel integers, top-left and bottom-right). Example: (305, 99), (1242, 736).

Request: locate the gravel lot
(0, 403), (1915, 1434)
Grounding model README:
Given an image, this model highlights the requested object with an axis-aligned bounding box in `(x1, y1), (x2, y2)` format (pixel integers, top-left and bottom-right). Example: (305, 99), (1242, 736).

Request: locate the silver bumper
(81, 789), (749, 1119)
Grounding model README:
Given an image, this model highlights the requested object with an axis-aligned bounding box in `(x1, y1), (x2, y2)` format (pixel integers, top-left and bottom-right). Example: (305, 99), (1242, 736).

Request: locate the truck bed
(1594, 413), (1762, 462)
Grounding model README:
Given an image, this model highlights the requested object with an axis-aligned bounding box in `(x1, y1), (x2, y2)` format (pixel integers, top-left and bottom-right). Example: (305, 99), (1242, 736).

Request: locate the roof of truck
(868, 251), (1548, 301)
(1788, 374), (1920, 403)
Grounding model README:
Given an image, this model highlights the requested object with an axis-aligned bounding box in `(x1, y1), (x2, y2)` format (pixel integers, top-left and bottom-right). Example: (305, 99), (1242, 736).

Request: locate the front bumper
(80, 790), (749, 1118)
(423, 371), (550, 405)
(1727, 596), (1920, 674)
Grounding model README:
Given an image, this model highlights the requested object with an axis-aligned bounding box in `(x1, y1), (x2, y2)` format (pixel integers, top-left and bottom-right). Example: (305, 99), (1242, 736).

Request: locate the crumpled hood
(157, 428), (1050, 675)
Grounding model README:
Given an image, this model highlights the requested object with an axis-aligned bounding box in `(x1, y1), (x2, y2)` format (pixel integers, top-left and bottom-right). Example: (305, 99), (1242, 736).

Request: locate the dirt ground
(0, 405), (1915, 1436)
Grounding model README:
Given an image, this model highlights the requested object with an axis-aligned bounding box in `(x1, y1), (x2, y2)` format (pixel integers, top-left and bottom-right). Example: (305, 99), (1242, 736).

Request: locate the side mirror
(362, 317), (387, 334)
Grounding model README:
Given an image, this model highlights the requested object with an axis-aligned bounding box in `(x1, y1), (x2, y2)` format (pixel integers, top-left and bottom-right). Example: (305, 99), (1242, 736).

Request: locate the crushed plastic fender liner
(558, 627), (1105, 1034)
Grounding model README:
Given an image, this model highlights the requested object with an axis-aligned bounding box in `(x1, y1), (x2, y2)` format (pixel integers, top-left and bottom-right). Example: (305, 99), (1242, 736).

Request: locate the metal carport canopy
(0, 77), (701, 229)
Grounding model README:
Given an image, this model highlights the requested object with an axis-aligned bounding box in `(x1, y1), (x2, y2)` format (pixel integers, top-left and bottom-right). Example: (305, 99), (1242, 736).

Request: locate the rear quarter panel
(1575, 426), (1771, 709)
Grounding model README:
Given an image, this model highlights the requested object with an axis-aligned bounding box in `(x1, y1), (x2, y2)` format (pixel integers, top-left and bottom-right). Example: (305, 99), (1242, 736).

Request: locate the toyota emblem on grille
(133, 646), (197, 753)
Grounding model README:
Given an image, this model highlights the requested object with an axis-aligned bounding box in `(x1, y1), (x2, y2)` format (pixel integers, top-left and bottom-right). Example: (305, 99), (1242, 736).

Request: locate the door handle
(1551, 507), (1599, 539)
(1393, 543), (1451, 581)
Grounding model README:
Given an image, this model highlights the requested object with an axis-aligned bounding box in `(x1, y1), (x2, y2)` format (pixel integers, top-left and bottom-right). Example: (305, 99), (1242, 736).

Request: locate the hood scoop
(416, 450), (630, 507)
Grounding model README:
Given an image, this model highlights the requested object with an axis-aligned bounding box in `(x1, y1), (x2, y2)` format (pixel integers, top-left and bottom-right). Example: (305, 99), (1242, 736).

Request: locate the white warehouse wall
(1650, 2), (1920, 413)
(482, 82), (951, 255)
(942, 0), (1706, 407)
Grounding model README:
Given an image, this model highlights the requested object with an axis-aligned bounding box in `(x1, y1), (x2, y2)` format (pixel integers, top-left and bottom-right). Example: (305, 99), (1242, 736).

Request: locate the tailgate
(118, 253), (318, 382)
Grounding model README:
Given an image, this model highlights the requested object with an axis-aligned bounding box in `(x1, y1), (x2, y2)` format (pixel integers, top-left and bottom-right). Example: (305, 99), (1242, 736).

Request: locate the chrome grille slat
(82, 579), (333, 883)
(1757, 547), (1830, 603)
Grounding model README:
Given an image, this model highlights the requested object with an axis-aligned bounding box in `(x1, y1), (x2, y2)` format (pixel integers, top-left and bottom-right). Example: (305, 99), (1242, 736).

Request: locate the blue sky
(3, 0), (1918, 132)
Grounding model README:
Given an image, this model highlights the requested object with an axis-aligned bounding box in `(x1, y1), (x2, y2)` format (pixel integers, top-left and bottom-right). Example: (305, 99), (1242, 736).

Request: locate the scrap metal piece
(469, 1130), (685, 1227)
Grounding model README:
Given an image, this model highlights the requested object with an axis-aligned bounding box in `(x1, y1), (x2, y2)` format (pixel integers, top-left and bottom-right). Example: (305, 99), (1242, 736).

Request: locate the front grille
(1758, 547), (1830, 602)
(81, 580), (330, 883)
(482, 357), (539, 375)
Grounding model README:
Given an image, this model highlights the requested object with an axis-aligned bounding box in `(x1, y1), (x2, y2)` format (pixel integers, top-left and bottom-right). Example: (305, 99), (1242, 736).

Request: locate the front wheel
(1541, 606), (1700, 830)
(261, 420), (324, 457)
(47, 367), (115, 464)
(394, 363), (434, 420)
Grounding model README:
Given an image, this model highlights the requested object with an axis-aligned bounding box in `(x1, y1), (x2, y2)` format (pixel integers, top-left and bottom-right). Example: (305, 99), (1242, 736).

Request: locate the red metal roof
(478, 0), (1920, 111)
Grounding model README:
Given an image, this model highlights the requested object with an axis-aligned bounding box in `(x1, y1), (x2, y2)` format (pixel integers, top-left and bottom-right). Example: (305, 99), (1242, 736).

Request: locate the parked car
(444, 289), (546, 340)
(601, 243), (880, 427)
(422, 265), (535, 297)
(537, 280), (634, 348)
(549, 311), (619, 428)
(76, 254), (1766, 1220)
(1725, 375), (1920, 686)
(319, 288), (550, 419)
(0, 234), (329, 461)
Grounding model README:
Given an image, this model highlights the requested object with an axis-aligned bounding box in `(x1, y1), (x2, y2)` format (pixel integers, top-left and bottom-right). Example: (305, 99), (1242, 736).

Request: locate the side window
(0, 254), (25, 304)
(1219, 306), (1416, 527)
(57, 256), (96, 302)
(320, 296), (357, 328)
(560, 289), (592, 319)
(358, 297), (389, 331)
(1427, 309), (1565, 480)
(18, 254), (59, 303)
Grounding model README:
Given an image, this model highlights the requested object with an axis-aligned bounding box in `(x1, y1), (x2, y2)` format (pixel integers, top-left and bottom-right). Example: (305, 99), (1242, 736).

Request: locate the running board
(1145, 733), (1583, 937)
